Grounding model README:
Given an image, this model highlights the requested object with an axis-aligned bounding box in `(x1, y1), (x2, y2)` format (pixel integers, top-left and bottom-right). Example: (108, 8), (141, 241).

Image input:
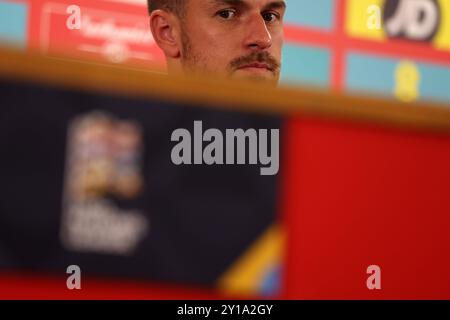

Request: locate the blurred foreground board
(0, 49), (450, 299)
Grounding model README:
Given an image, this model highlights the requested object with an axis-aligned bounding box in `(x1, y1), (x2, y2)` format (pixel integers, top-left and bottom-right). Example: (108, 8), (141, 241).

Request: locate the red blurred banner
(283, 117), (450, 299)
(27, 0), (165, 68)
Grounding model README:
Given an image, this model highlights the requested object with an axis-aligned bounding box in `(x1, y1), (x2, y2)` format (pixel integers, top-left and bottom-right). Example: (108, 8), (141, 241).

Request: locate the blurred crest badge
(60, 111), (149, 256)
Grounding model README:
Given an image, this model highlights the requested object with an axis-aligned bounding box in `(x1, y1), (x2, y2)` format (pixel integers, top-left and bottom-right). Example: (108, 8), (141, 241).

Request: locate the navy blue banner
(0, 78), (282, 296)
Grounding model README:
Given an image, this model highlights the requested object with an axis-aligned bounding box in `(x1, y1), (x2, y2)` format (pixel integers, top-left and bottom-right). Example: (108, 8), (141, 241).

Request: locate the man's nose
(244, 14), (272, 50)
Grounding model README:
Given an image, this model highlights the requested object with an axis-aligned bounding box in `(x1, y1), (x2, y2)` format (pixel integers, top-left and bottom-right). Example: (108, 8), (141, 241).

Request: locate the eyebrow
(209, 0), (249, 10)
(210, 0), (286, 11)
(263, 1), (286, 11)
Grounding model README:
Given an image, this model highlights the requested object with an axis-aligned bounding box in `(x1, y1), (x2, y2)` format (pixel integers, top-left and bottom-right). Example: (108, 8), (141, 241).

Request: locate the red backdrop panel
(282, 117), (450, 299)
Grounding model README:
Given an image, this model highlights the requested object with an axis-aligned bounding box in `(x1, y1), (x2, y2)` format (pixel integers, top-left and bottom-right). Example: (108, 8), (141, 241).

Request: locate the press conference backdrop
(1, 0), (450, 103)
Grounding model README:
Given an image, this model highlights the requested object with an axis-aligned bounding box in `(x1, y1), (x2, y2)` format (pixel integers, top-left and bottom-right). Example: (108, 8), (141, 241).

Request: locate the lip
(238, 62), (272, 71)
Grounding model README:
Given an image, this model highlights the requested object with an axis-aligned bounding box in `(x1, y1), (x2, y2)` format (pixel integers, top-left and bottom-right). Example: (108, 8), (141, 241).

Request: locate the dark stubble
(180, 27), (281, 81)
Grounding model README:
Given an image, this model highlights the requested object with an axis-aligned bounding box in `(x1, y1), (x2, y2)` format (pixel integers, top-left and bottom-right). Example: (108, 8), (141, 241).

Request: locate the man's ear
(149, 10), (181, 59)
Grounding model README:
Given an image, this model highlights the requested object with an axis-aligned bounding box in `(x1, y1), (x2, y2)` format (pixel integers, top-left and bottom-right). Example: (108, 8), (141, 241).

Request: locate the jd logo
(383, 0), (441, 42)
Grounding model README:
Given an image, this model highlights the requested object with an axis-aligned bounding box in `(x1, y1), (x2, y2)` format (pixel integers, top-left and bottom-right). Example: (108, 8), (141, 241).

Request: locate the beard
(180, 29), (201, 74)
(179, 30), (281, 85)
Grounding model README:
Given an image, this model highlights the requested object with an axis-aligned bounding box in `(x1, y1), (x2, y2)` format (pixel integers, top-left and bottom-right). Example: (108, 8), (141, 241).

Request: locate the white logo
(171, 121), (279, 176)
(66, 5), (81, 30)
(366, 265), (382, 290)
(60, 112), (149, 256)
(367, 5), (382, 30)
(66, 265), (81, 290)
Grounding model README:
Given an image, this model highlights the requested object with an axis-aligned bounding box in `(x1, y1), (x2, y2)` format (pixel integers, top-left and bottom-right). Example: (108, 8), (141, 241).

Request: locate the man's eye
(262, 12), (279, 23)
(217, 9), (236, 20)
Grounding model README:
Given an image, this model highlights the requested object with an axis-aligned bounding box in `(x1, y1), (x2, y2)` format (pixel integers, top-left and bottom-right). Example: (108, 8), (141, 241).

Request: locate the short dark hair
(147, 0), (185, 16)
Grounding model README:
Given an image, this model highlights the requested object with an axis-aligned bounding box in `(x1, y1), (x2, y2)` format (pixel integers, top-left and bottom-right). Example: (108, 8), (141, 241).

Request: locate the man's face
(178, 0), (286, 85)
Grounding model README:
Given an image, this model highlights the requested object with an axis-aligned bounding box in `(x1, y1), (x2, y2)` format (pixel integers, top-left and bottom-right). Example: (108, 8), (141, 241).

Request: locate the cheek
(271, 30), (284, 57)
(190, 25), (226, 50)
(190, 28), (238, 65)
